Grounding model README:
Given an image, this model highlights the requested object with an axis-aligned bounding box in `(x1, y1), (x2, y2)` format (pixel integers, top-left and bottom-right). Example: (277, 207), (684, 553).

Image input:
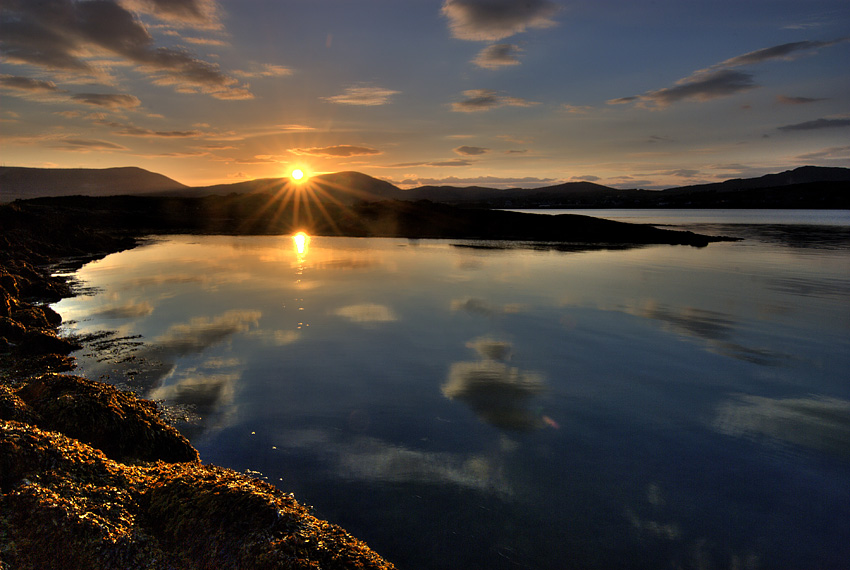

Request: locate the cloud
(322, 86), (400, 106)
(234, 63), (294, 78)
(657, 169), (701, 179)
(71, 93), (142, 108)
(96, 120), (201, 137)
(560, 103), (593, 114)
(610, 38), (848, 109)
(570, 175), (600, 182)
(796, 145), (850, 161)
(0, 0), (250, 99)
(182, 36), (228, 46)
(0, 74), (62, 93)
(776, 95), (828, 105)
(441, 0), (560, 41)
(289, 145), (382, 157)
(390, 159), (474, 167)
(120, 0), (222, 29)
(712, 39), (848, 68)
(401, 176), (555, 189)
(452, 89), (538, 112)
(48, 138), (129, 151)
(454, 145), (490, 156)
(472, 43), (522, 69)
(778, 118), (850, 131)
(631, 69), (757, 108)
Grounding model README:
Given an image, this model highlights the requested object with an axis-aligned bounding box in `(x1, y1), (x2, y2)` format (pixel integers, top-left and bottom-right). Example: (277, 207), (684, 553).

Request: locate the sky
(1, 0), (849, 189)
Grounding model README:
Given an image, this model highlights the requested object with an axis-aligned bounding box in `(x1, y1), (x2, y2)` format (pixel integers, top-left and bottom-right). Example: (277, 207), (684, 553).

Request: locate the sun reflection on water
(292, 231), (310, 259)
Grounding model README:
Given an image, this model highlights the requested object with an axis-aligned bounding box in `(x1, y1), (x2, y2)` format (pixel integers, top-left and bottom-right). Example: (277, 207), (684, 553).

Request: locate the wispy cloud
(121, 0), (223, 29)
(48, 138), (129, 151)
(0, 0), (250, 99)
(322, 86), (400, 106)
(609, 69), (757, 108)
(454, 145), (490, 156)
(289, 145), (382, 157)
(610, 39), (848, 109)
(389, 159), (474, 168)
(778, 117), (850, 131)
(776, 95), (828, 105)
(441, 0), (560, 41)
(796, 145), (850, 161)
(400, 176), (556, 189)
(96, 120), (201, 137)
(0, 75), (62, 93)
(560, 103), (594, 114)
(452, 89), (538, 112)
(71, 93), (142, 109)
(234, 63), (294, 78)
(472, 43), (522, 69)
(712, 39), (848, 68)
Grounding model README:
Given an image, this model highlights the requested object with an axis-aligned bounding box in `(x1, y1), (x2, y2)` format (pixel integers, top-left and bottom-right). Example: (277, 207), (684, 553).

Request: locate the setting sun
(291, 169), (305, 181)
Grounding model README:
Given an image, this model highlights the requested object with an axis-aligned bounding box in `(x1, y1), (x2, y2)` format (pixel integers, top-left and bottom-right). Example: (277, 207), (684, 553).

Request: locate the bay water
(55, 210), (850, 569)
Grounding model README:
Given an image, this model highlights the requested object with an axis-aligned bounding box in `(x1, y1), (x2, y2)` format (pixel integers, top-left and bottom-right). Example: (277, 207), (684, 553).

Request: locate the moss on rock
(14, 374), (199, 464)
(1, 421), (396, 570)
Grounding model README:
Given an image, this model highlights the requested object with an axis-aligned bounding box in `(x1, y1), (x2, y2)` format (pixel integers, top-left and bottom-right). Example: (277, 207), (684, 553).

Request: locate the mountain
(181, 171), (403, 203)
(2, 165), (847, 208)
(664, 166), (850, 194)
(0, 166), (187, 202)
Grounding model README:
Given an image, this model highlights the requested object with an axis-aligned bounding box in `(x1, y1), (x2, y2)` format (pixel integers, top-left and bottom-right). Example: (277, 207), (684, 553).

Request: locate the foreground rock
(1, 422), (394, 570)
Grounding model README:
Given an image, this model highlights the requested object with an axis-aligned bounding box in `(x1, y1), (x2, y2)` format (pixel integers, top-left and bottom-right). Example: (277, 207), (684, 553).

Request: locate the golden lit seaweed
(1, 421), (396, 570)
(13, 373), (198, 464)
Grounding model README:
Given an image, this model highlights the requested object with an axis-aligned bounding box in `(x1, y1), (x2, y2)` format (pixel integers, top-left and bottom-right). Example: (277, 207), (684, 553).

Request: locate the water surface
(55, 210), (850, 569)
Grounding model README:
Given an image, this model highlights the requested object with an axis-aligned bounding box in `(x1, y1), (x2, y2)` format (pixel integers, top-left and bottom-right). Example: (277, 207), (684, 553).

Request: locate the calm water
(55, 210), (850, 569)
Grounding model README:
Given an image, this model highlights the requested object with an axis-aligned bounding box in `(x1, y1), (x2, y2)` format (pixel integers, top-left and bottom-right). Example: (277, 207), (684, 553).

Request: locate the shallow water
(55, 210), (850, 569)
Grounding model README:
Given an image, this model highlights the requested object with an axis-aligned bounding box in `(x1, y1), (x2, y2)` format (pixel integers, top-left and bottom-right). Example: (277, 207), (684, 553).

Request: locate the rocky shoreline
(0, 202), (396, 569)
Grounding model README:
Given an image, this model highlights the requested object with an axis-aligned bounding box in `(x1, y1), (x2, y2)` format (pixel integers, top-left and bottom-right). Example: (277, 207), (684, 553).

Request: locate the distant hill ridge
(0, 166), (187, 202)
(2, 165), (848, 208)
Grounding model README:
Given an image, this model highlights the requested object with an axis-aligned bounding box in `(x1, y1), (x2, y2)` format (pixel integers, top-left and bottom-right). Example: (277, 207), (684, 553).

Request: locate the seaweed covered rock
(0, 421), (396, 570)
(14, 374), (198, 464)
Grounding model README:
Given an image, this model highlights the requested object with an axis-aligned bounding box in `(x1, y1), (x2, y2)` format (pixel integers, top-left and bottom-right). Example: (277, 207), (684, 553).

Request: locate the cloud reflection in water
(443, 337), (545, 431)
(277, 429), (512, 496)
(714, 394), (850, 456)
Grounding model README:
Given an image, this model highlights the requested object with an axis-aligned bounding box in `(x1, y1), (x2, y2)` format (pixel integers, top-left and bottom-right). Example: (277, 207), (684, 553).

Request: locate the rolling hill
(0, 166), (187, 202)
(2, 165), (847, 208)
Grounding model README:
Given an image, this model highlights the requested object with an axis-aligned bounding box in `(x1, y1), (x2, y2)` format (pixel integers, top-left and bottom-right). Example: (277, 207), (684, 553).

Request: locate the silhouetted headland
(9, 194), (732, 247)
